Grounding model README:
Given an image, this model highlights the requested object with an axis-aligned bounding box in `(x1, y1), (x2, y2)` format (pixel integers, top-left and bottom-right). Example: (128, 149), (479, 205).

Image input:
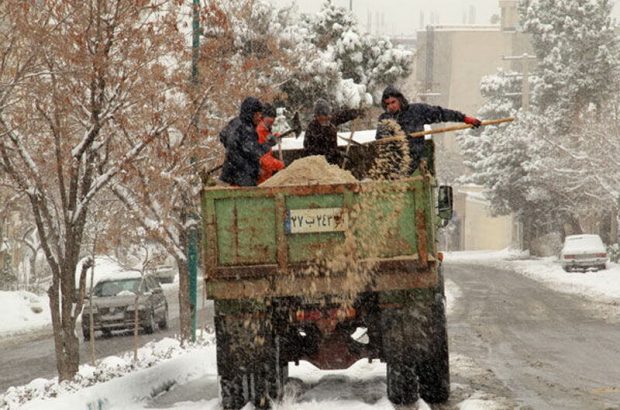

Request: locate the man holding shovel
(376, 85), (481, 174)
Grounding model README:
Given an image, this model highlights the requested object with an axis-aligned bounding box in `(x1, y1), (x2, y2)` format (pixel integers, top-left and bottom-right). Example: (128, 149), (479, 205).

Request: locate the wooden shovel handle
(374, 117), (514, 145)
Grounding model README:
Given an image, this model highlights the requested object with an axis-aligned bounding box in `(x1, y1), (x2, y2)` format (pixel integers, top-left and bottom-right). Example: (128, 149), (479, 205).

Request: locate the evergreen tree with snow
(461, 0), (619, 251)
(518, 0), (619, 238)
(302, 1), (411, 92)
(284, 0), (411, 110)
(520, 0), (618, 132)
(458, 70), (522, 189)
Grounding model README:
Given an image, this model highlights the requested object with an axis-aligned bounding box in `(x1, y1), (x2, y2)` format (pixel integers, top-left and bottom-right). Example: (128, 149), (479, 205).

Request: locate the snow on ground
(2, 337), (217, 410)
(4, 248), (618, 409)
(445, 248), (620, 304)
(1, 268), (498, 410)
(0, 291), (50, 337)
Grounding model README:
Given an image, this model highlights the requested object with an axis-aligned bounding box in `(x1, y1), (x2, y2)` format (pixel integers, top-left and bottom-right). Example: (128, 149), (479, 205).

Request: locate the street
(446, 261), (620, 409)
(3, 262), (620, 410)
(146, 261), (620, 409)
(0, 287), (211, 393)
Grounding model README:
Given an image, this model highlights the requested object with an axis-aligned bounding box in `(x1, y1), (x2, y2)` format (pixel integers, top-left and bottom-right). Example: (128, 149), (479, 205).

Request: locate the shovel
(275, 111), (302, 161)
(341, 117), (361, 169)
(374, 117), (514, 145)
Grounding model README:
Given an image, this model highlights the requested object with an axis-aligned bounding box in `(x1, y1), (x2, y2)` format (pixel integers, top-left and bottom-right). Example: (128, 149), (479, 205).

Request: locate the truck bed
(201, 177), (438, 300)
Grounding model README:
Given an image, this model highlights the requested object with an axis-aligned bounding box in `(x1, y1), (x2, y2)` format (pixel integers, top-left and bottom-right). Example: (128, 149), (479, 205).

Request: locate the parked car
(152, 264), (177, 284)
(82, 272), (168, 340)
(560, 234), (608, 272)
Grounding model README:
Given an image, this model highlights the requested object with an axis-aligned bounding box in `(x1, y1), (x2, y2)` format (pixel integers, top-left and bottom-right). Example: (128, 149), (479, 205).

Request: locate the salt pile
(260, 155), (357, 187)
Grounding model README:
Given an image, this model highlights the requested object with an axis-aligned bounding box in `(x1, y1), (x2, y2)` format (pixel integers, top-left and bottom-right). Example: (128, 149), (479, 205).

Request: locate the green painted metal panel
(215, 197), (277, 265)
(202, 179), (431, 270)
(286, 194), (344, 209)
(351, 187), (417, 258)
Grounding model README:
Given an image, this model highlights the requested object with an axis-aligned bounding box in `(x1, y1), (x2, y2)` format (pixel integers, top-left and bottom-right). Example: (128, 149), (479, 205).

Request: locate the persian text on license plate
(286, 208), (348, 234)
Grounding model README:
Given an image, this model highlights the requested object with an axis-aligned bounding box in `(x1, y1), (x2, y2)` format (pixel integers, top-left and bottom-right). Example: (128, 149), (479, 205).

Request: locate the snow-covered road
(3, 251), (620, 409)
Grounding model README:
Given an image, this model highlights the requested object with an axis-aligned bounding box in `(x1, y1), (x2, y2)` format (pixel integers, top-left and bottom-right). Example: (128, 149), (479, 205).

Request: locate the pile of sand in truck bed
(260, 155), (358, 187)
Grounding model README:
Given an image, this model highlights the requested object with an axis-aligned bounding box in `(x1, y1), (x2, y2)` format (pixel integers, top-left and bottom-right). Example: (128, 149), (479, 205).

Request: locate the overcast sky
(267, 0), (620, 36)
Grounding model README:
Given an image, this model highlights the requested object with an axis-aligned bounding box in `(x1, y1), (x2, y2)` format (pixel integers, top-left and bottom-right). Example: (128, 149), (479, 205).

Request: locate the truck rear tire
(381, 305), (420, 405)
(215, 303), (286, 409)
(416, 293), (450, 403)
(381, 281), (450, 405)
(386, 362), (418, 404)
(220, 374), (246, 410)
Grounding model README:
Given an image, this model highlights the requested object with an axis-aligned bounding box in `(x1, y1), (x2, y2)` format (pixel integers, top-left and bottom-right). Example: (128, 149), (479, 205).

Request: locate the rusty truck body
(201, 170), (452, 409)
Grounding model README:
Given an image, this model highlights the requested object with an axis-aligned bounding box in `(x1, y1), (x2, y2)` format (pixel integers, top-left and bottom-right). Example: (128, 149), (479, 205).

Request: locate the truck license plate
(286, 208), (348, 234)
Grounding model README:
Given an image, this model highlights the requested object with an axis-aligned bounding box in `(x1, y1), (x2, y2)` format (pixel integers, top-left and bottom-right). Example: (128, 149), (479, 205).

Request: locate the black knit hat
(314, 98), (332, 116)
(262, 103), (276, 118)
(239, 97), (263, 124)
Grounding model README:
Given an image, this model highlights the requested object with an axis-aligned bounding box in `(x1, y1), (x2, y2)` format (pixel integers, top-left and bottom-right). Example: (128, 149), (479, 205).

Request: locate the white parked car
(560, 234), (608, 272)
(152, 264), (177, 284)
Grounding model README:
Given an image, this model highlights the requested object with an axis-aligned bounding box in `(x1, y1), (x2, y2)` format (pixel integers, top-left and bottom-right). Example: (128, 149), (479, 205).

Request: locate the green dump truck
(201, 174), (453, 409)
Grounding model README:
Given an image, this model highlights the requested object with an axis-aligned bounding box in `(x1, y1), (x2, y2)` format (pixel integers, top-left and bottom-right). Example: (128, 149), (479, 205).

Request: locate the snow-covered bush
(0, 336), (213, 409)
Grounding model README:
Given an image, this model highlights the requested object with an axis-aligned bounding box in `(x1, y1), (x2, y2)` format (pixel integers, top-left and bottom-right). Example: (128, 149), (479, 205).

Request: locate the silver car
(82, 274), (168, 339)
(560, 234), (608, 272)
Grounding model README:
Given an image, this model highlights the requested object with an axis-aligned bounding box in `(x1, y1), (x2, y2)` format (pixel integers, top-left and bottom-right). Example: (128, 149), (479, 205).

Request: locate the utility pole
(349, 0), (352, 11)
(502, 53), (537, 111)
(188, 0), (200, 342)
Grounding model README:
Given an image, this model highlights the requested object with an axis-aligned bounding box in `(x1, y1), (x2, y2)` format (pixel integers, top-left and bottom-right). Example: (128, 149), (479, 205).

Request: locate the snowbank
(0, 291), (50, 337)
(3, 337), (216, 410)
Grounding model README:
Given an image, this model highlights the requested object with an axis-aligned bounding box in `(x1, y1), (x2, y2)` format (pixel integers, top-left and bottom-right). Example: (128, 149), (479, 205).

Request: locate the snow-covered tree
(460, 1), (619, 251)
(458, 70), (522, 187)
(518, 0), (619, 238)
(520, 0), (618, 132)
(0, 1), (187, 381)
(302, 1), (412, 93)
(278, 0), (410, 112)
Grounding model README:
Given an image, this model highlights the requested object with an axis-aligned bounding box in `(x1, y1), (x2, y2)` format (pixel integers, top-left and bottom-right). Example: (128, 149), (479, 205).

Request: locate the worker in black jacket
(303, 98), (363, 165)
(376, 85), (481, 174)
(219, 97), (278, 186)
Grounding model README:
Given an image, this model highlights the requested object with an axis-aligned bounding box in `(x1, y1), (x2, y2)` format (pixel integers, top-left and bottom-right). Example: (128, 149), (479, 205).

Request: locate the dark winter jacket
(376, 85), (465, 173)
(303, 109), (361, 165)
(219, 97), (276, 186)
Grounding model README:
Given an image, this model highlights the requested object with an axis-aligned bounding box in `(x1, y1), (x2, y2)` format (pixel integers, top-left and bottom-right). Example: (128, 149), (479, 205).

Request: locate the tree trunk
(177, 203), (194, 343)
(522, 214), (536, 254)
(48, 259), (90, 381)
(48, 278), (80, 381)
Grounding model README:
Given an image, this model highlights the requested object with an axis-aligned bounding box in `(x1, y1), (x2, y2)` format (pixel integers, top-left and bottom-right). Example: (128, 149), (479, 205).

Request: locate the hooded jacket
(303, 109), (361, 165)
(219, 97), (275, 186)
(375, 85), (465, 172)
